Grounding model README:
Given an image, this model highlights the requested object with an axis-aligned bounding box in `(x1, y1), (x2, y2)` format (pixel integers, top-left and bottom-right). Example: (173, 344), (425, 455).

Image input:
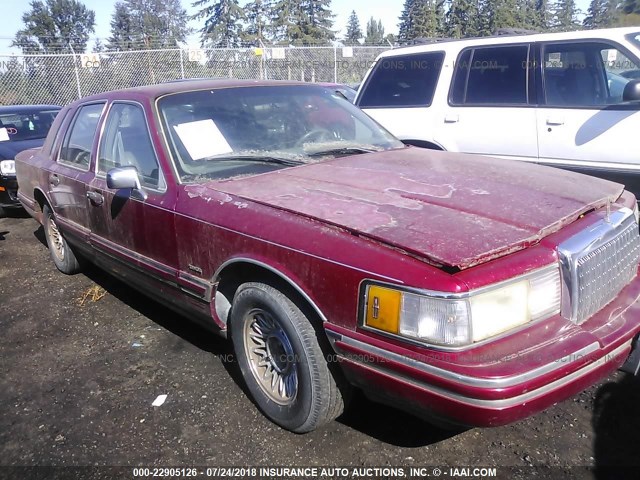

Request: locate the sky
(0, 0), (592, 54)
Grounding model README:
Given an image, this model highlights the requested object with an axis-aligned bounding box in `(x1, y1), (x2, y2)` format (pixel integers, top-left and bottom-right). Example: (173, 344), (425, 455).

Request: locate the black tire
(230, 282), (345, 433)
(0, 206), (5, 218)
(43, 204), (81, 274)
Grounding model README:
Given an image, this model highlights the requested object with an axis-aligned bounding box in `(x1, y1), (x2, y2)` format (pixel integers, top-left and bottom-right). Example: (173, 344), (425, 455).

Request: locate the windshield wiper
(305, 146), (381, 158)
(200, 154), (304, 166)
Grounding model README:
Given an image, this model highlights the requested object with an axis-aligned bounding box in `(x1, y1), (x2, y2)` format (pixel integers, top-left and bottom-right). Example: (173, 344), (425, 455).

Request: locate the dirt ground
(1, 213), (640, 480)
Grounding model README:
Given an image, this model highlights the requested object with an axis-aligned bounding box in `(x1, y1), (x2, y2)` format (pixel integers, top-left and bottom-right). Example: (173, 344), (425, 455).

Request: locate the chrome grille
(559, 208), (640, 324)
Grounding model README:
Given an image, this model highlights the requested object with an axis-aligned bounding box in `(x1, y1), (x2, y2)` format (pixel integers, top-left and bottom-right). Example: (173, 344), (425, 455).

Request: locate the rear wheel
(230, 282), (345, 433)
(43, 204), (81, 274)
(0, 206), (5, 218)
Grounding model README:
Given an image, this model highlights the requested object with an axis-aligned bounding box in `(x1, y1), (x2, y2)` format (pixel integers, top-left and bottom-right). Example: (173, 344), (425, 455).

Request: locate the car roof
(380, 26), (640, 58)
(0, 104), (61, 113)
(71, 79), (328, 105)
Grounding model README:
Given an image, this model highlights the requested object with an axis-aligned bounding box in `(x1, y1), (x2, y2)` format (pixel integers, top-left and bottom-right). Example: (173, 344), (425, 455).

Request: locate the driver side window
(98, 103), (165, 190)
(59, 103), (105, 170)
(542, 42), (640, 107)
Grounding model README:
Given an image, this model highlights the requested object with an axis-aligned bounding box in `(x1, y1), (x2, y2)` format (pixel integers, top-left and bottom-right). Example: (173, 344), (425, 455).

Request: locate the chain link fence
(0, 46), (391, 106)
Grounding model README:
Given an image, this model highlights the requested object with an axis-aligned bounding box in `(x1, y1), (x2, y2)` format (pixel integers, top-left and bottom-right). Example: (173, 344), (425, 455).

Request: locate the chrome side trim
(55, 214), (91, 237)
(214, 257), (329, 323)
(338, 337), (630, 409)
(329, 331), (600, 389)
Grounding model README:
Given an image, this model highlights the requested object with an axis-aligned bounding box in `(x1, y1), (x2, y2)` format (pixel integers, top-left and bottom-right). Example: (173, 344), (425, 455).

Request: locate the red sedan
(15, 79), (640, 433)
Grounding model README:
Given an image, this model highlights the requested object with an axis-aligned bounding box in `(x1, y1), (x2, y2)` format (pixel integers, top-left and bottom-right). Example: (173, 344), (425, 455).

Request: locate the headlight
(0, 160), (16, 175)
(362, 265), (561, 347)
(633, 201), (639, 224)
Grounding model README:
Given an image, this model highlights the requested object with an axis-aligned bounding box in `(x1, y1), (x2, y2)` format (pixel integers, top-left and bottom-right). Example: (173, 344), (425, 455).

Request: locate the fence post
(179, 47), (185, 79)
(68, 43), (82, 99)
(333, 47), (337, 83)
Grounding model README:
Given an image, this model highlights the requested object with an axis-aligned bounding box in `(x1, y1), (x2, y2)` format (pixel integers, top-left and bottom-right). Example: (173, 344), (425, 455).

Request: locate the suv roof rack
(493, 28), (539, 36)
(401, 37), (458, 46)
(399, 29), (541, 47)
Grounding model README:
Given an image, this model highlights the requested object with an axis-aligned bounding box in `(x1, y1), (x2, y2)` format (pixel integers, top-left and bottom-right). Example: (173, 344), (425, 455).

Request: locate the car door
(86, 101), (182, 303)
(47, 103), (105, 248)
(436, 44), (539, 160)
(536, 40), (640, 175)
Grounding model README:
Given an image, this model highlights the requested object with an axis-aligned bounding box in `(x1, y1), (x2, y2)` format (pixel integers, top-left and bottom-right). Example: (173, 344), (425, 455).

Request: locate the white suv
(356, 28), (640, 192)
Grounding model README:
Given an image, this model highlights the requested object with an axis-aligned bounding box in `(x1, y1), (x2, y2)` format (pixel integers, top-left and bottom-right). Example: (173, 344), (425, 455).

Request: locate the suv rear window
(358, 52), (445, 108)
(450, 45), (529, 105)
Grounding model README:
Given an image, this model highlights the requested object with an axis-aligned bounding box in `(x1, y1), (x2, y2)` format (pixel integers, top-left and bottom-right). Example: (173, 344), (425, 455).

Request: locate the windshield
(0, 108), (60, 142)
(158, 85), (404, 182)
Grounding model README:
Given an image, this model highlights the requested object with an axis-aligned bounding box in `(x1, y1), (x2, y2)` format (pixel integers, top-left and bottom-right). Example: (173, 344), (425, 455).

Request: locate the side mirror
(623, 79), (640, 102)
(106, 166), (147, 200)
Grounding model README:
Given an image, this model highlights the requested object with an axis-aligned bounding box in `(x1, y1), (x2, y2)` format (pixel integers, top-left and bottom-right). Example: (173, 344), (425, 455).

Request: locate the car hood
(214, 147), (624, 269)
(0, 138), (45, 160)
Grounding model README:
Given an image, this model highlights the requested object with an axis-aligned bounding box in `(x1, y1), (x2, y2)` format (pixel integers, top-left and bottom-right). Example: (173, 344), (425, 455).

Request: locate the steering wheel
(295, 128), (335, 147)
(74, 150), (90, 166)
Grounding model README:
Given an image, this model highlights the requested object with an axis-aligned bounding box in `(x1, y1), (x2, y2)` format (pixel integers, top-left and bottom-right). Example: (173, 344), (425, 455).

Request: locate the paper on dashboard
(173, 119), (233, 160)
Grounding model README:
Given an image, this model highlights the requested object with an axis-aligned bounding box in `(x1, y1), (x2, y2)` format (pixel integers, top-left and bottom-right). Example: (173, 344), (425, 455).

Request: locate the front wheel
(43, 204), (81, 274)
(230, 282), (345, 433)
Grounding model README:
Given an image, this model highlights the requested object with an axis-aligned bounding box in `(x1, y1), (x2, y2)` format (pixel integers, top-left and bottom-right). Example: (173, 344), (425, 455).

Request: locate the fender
(213, 256), (329, 325)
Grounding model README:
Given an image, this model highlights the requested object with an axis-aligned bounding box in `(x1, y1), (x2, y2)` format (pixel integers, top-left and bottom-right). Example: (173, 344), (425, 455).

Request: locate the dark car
(0, 105), (61, 216)
(15, 79), (640, 433)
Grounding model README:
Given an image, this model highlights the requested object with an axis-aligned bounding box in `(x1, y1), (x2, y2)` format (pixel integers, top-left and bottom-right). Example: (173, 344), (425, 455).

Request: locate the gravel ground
(1, 213), (640, 480)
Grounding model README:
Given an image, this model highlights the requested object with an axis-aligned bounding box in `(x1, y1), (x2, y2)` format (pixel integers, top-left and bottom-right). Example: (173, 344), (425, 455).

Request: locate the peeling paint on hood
(211, 147), (624, 269)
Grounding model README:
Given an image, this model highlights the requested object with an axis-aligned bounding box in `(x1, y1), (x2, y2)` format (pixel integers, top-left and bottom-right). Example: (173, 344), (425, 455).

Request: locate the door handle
(49, 174), (59, 186)
(86, 191), (104, 206)
(546, 118), (564, 126)
(444, 114), (459, 123)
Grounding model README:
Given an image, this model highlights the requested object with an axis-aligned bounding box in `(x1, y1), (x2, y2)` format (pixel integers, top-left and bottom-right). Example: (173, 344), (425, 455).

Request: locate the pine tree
(516, 0), (541, 29)
(107, 2), (135, 50)
(483, 0), (519, 34)
(344, 10), (362, 45)
(270, 0), (334, 44)
(93, 38), (104, 52)
(242, 0), (270, 45)
(552, 0), (581, 31)
(13, 0), (96, 54)
(534, 0), (553, 30)
(622, 0), (640, 13)
(398, 0), (445, 42)
(107, 0), (190, 50)
(446, 0), (481, 37)
(270, 0), (307, 44)
(192, 0), (245, 47)
(364, 17), (385, 44)
(302, 0), (335, 44)
(584, 0), (620, 28)
(435, 0), (447, 35)
(398, 0), (416, 42)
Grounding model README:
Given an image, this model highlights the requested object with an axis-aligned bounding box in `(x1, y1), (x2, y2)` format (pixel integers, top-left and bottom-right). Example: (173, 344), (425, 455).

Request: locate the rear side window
(450, 45), (529, 105)
(358, 52), (445, 107)
(59, 103), (105, 170)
